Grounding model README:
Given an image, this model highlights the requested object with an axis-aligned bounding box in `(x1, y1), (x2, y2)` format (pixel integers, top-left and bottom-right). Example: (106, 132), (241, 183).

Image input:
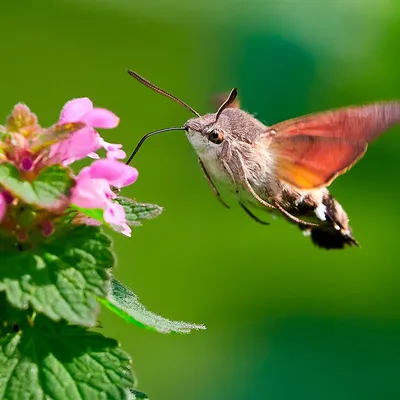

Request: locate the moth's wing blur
(269, 102), (400, 189)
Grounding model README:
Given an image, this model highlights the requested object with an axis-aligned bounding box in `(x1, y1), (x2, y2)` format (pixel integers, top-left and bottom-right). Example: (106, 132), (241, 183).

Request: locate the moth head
(184, 88), (238, 152)
(184, 114), (226, 147)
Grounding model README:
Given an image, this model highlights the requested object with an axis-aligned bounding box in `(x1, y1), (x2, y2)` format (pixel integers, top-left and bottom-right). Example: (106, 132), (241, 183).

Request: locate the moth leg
(198, 158), (230, 209)
(234, 150), (275, 210)
(273, 201), (319, 227)
(222, 160), (238, 193)
(223, 154), (269, 224)
(240, 202), (270, 225)
(234, 150), (318, 228)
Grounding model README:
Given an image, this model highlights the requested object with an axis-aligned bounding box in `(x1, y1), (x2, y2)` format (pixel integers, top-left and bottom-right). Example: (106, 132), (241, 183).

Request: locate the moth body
(185, 108), (355, 249)
(127, 69), (400, 249)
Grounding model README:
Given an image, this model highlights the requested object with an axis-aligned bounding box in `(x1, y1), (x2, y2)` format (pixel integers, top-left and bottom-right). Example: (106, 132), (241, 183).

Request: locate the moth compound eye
(209, 129), (224, 144)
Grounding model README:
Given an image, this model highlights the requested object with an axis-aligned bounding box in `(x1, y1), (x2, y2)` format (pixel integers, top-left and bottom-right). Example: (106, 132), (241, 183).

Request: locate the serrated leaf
(0, 318), (134, 400)
(126, 389), (149, 400)
(72, 205), (106, 224)
(0, 163), (74, 208)
(115, 197), (163, 226)
(0, 226), (114, 326)
(99, 278), (206, 334)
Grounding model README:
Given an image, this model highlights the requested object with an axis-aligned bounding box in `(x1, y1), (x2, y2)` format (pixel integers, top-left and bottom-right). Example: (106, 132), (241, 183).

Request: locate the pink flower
(21, 157), (33, 171)
(42, 220), (55, 237)
(71, 159), (138, 236)
(99, 138), (126, 160)
(0, 193), (7, 223)
(86, 159), (138, 188)
(49, 98), (121, 165)
(48, 128), (99, 165)
(0, 98), (138, 240)
(59, 97), (119, 128)
(104, 202), (131, 237)
(0, 190), (14, 224)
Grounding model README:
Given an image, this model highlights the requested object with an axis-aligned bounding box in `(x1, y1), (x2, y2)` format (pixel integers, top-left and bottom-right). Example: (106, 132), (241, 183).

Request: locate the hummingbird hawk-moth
(126, 70), (400, 249)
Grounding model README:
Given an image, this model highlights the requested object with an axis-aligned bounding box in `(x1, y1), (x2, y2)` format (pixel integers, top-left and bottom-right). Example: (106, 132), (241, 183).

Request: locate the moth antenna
(126, 127), (186, 166)
(127, 70), (201, 117)
(215, 88), (238, 122)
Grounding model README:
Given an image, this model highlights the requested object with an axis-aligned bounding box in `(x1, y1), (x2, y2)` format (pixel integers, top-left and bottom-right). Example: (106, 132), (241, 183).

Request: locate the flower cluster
(0, 97), (137, 241)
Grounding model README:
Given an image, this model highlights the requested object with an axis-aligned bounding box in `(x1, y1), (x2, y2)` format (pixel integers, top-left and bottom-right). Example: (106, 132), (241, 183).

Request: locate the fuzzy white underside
(314, 203), (327, 221)
(186, 131), (228, 181)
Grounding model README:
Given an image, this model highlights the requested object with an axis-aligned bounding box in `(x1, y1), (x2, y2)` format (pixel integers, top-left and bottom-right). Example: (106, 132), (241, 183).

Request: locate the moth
(126, 70), (400, 249)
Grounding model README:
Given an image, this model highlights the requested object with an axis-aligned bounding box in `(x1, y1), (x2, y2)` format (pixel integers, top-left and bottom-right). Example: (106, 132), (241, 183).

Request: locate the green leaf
(0, 226), (114, 326)
(0, 317), (134, 400)
(126, 389), (149, 400)
(71, 205), (106, 224)
(0, 163), (74, 208)
(72, 198), (163, 229)
(115, 197), (163, 226)
(99, 278), (206, 334)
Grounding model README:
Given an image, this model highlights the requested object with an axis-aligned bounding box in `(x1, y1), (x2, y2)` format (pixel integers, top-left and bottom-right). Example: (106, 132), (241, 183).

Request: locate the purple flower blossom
(0, 98), (138, 239)
(42, 220), (55, 237)
(85, 159), (138, 189)
(0, 192), (7, 223)
(2, 191), (14, 205)
(49, 97), (121, 165)
(50, 98), (137, 235)
(0, 190), (14, 224)
(21, 157), (33, 171)
(104, 202), (131, 237)
(71, 159), (138, 236)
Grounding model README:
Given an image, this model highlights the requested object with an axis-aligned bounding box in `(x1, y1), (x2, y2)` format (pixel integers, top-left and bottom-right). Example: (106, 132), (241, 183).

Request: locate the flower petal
(0, 193), (7, 222)
(105, 203), (132, 237)
(87, 152), (100, 160)
(60, 97), (93, 123)
(81, 108), (120, 129)
(49, 127), (101, 165)
(21, 157), (33, 171)
(112, 222), (131, 237)
(107, 148), (126, 160)
(99, 139), (127, 160)
(88, 159), (138, 188)
(71, 177), (113, 209)
(2, 191), (14, 205)
(42, 220), (55, 237)
(104, 202), (126, 225)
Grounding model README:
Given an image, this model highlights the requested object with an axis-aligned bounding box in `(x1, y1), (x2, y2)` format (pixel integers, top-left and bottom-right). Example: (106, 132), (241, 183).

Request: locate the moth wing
(269, 102), (400, 189)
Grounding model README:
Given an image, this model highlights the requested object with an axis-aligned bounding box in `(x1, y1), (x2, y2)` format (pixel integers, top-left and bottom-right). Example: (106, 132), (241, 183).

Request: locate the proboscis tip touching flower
(0, 97), (138, 244)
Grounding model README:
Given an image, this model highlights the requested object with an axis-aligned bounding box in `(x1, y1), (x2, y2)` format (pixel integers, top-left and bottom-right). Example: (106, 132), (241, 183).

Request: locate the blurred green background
(2, 0), (400, 398)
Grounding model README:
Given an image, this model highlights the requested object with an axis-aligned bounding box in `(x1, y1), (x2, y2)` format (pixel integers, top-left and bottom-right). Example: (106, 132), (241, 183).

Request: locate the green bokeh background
(2, 1), (400, 398)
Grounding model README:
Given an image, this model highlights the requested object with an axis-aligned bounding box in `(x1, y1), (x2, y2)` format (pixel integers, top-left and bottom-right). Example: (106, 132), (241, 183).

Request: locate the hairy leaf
(115, 197), (163, 226)
(71, 205), (105, 224)
(0, 163), (74, 208)
(126, 389), (149, 400)
(99, 278), (205, 334)
(0, 226), (113, 326)
(0, 317), (134, 400)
